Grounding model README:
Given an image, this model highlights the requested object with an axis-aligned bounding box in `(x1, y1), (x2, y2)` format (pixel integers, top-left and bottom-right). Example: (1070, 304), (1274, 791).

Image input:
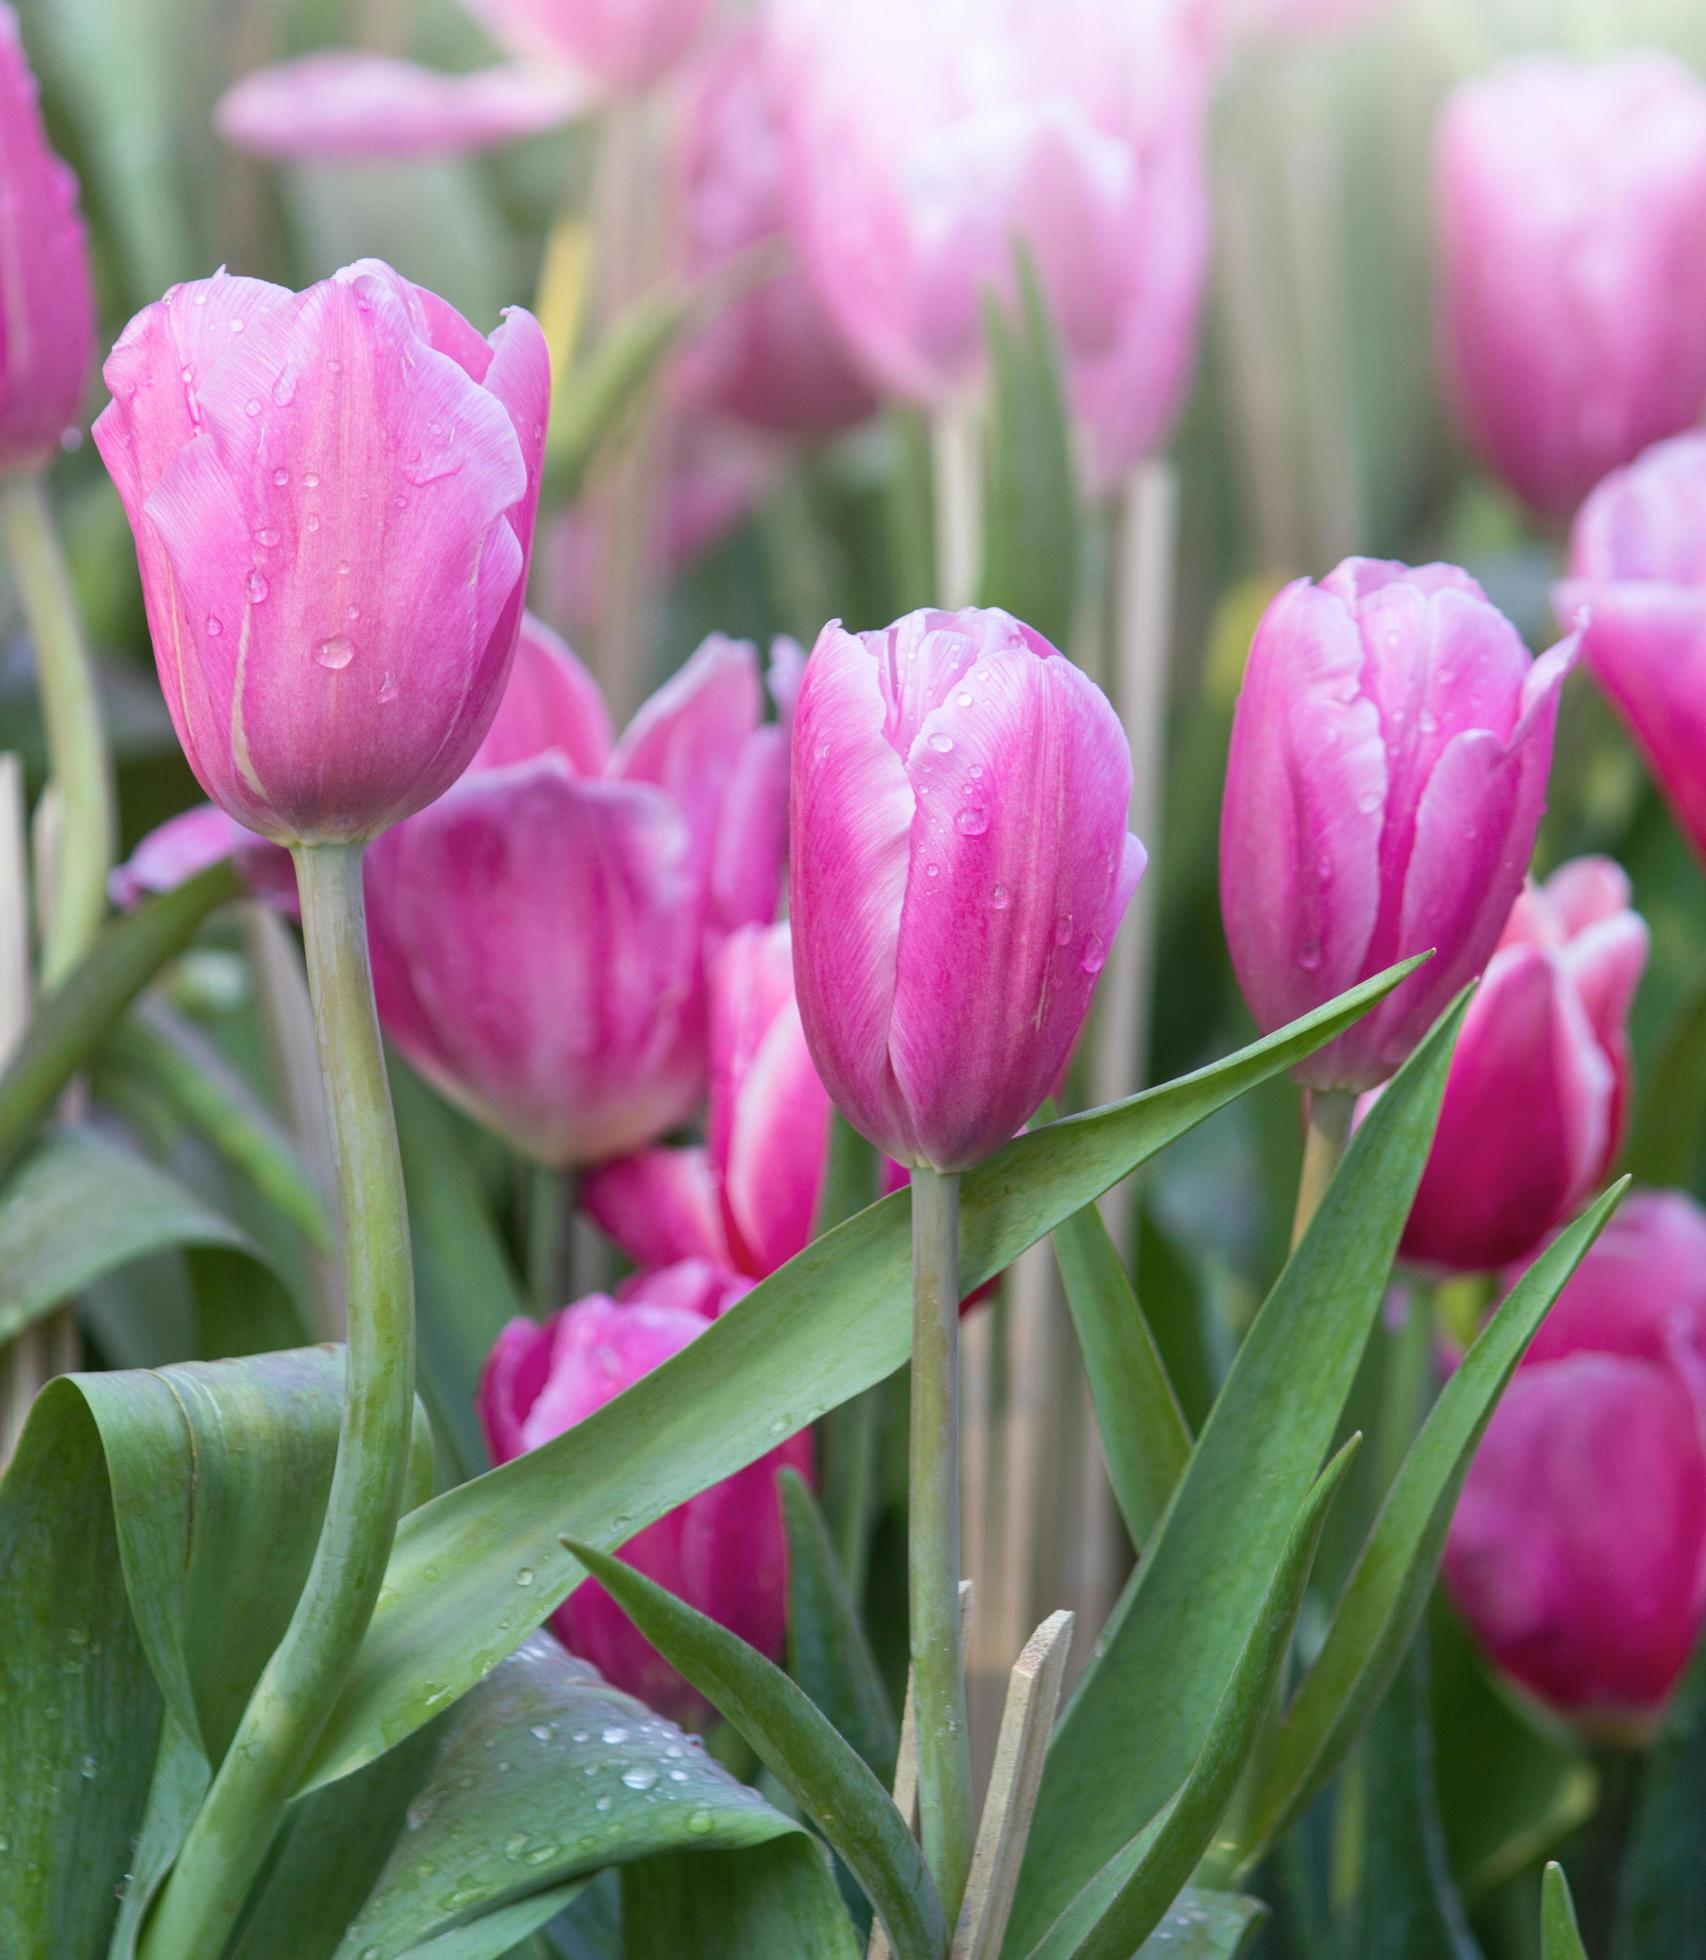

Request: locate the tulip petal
(721, 989), (831, 1277)
(708, 724), (788, 935)
(582, 1148), (732, 1270)
(475, 1315), (555, 1466)
(216, 52), (588, 162)
(474, 612), (612, 774)
(610, 633), (763, 856)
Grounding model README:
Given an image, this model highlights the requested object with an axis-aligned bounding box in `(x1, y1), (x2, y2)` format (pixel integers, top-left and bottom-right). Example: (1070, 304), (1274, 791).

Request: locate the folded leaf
(1008, 990), (1467, 1950)
(303, 959), (1425, 1796)
(1134, 1889), (1265, 1958)
(565, 1540), (937, 1960)
(622, 1839), (861, 1960)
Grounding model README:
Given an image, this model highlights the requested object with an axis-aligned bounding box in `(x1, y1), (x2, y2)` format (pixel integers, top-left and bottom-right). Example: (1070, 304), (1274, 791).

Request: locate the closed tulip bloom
(94, 262), (548, 845)
(1434, 53), (1706, 521)
(366, 616), (787, 1166)
(773, 0), (1211, 493)
(1444, 1192), (1706, 1732)
(1220, 558), (1574, 1093)
(1399, 858), (1647, 1273)
(789, 608), (1144, 1172)
(0, 7), (95, 471)
(478, 1263), (809, 1724)
(1556, 431), (1706, 864)
(464, 0), (710, 94)
(671, 23), (874, 435)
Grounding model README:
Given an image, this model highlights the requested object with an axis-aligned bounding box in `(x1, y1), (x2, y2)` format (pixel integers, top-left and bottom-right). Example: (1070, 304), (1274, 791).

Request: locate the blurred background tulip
(478, 1261), (810, 1725)
(1434, 52), (1706, 523)
(1444, 1191), (1706, 1734)
(93, 262), (548, 843)
(0, 5), (94, 474)
(1221, 558), (1573, 1093)
(1558, 431), (1706, 866)
(789, 607), (1144, 1172)
(364, 616), (785, 1166)
(1397, 857), (1647, 1272)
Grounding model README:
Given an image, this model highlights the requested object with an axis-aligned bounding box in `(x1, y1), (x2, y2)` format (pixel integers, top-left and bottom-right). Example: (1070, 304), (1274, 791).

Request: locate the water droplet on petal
(303, 471), (320, 489)
(1297, 939), (1322, 972)
(305, 513), (320, 533)
(378, 671), (399, 704)
(227, 317), (245, 334)
(1080, 931), (1106, 974)
(1054, 915), (1073, 946)
(272, 467), (289, 487)
(246, 571), (269, 603)
(254, 527), (279, 547)
(955, 690), (973, 708)
(927, 731), (954, 753)
(954, 807), (988, 836)
(205, 614), (222, 638)
(1356, 789), (1381, 815)
(244, 397), (261, 417)
(314, 635), (354, 671)
(990, 883), (1011, 910)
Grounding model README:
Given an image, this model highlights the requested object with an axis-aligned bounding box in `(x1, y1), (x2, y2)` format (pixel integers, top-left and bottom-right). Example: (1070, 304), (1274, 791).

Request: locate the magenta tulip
(109, 804), (299, 917)
(773, 0), (1212, 492)
(1556, 431), (1706, 865)
(1444, 1192), (1706, 1732)
(478, 1261), (810, 1724)
(365, 615), (786, 1166)
(789, 608), (1143, 1172)
(1397, 858), (1647, 1273)
(0, 6), (95, 472)
(1220, 558), (1573, 1093)
(671, 22), (874, 435)
(1434, 53), (1706, 521)
(93, 262), (547, 846)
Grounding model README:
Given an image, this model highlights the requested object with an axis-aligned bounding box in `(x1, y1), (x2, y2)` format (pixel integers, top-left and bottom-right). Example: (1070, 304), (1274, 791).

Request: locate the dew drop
(927, 731), (954, 753)
(246, 571), (269, 603)
(1356, 789), (1381, 815)
(523, 1843), (558, 1866)
(600, 1724), (629, 1745)
(326, 356), (342, 373)
(244, 397), (261, 417)
(227, 317), (245, 334)
(968, 762), (985, 779)
(990, 883), (1011, 910)
(925, 863), (940, 880)
(595, 1794), (612, 1812)
(1080, 931), (1107, 975)
(272, 467), (289, 487)
(687, 1807), (714, 1836)
(955, 690), (973, 708)
(1054, 915), (1073, 947)
(378, 671), (399, 704)
(621, 1766), (659, 1791)
(314, 635), (355, 671)
(79, 1755), (98, 1781)
(347, 604), (361, 622)
(254, 527), (280, 547)
(1297, 939), (1323, 973)
(273, 374), (297, 406)
(954, 807), (988, 836)
(529, 1724), (552, 1742)
(515, 1566), (534, 1587)
(336, 559), (350, 577)
(305, 513), (320, 533)
(303, 470), (320, 489)
(205, 614), (222, 638)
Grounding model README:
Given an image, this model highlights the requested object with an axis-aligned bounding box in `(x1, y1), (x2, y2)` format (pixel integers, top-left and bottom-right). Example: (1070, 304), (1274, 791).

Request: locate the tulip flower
(1221, 558), (1574, 1096)
(1434, 53), (1706, 521)
(109, 804), (298, 917)
(1556, 431), (1706, 865)
(1397, 859), (1647, 1273)
(365, 615), (787, 1167)
(772, 0), (1212, 493)
(478, 1262), (810, 1725)
(789, 607), (1144, 1175)
(1444, 1192), (1706, 1733)
(0, 6), (95, 473)
(671, 22), (874, 435)
(93, 261), (548, 846)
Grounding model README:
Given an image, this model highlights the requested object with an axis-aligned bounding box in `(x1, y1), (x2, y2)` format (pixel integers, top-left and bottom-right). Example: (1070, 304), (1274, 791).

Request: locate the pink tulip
(1220, 558), (1574, 1093)
(1397, 858), (1647, 1273)
(109, 804), (298, 917)
(464, 0), (711, 94)
(789, 608), (1143, 1172)
(1556, 431), (1706, 865)
(772, 0), (1212, 493)
(93, 262), (548, 846)
(478, 1261), (810, 1724)
(365, 615), (787, 1166)
(1444, 1192), (1706, 1732)
(1434, 53), (1706, 521)
(0, 7), (95, 471)
(671, 23), (875, 435)
(585, 921), (830, 1277)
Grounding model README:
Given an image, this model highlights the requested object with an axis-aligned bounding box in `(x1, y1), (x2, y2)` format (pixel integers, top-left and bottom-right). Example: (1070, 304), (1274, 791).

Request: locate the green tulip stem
(141, 841), (415, 1958)
(909, 1162), (975, 1928)
(0, 471), (115, 985)
(1292, 1087), (1355, 1251)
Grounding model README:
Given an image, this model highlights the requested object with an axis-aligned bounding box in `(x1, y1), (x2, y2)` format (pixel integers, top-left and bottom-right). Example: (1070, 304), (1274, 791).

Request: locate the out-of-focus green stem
(140, 842), (415, 1959)
(909, 1163), (974, 1928)
(1292, 1088), (1355, 1251)
(0, 472), (115, 984)
(526, 1160), (570, 1313)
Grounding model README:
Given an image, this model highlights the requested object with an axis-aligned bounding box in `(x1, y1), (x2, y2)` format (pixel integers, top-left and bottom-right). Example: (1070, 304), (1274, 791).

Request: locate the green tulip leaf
(621, 1839), (860, 1960)
(1134, 1888), (1265, 1958)
(1613, 1602), (1706, 1957)
(1236, 1180), (1626, 1863)
(302, 957), (1426, 1799)
(564, 1539), (941, 1960)
(1543, 1863), (1590, 1960)
(1023, 1440), (1357, 1959)
(1007, 989), (1467, 1951)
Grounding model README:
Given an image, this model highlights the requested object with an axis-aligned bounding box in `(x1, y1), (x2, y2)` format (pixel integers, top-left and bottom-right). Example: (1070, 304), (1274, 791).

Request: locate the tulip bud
(671, 23), (874, 435)
(1556, 431), (1706, 864)
(464, 0), (711, 94)
(1434, 53), (1706, 521)
(366, 616), (787, 1166)
(1444, 1192), (1706, 1733)
(773, 0), (1212, 492)
(93, 262), (548, 846)
(1220, 558), (1573, 1093)
(789, 608), (1144, 1172)
(0, 7), (95, 472)
(108, 804), (298, 917)
(1397, 859), (1646, 1273)
(478, 1262), (809, 1725)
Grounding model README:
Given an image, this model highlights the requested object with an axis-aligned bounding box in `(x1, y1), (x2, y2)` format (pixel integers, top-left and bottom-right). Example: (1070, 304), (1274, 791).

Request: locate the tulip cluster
(1446, 1192), (1706, 1733)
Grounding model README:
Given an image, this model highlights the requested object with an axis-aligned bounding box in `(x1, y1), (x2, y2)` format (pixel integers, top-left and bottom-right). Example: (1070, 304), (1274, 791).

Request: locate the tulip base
(1293, 1088), (1355, 1250)
(140, 841), (416, 1958)
(909, 1163), (976, 1925)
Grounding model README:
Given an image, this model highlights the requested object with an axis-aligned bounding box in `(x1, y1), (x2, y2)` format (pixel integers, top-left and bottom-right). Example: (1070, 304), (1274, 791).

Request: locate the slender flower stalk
(1292, 1087), (1354, 1250)
(140, 843), (415, 1957)
(909, 1164), (974, 1921)
(0, 473), (115, 985)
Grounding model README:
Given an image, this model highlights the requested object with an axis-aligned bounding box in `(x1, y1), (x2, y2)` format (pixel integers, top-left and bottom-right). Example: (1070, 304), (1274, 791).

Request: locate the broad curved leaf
(622, 1840), (861, 1960)
(302, 958), (1425, 1796)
